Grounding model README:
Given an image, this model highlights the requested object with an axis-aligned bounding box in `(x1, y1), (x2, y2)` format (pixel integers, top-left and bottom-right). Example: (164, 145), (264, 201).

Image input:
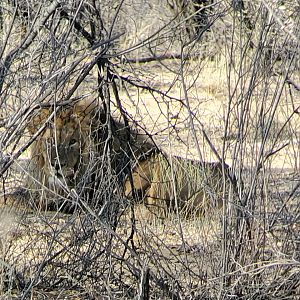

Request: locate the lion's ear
(74, 99), (106, 129)
(27, 109), (50, 135)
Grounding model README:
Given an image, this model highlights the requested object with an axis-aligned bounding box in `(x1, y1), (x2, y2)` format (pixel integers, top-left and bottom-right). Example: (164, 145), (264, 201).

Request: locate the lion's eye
(69, 139), (77, 146)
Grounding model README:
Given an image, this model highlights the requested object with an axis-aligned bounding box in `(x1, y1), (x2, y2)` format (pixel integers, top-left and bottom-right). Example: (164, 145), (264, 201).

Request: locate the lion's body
(5, 100), (235, 217)
(124, 152), (232, 218)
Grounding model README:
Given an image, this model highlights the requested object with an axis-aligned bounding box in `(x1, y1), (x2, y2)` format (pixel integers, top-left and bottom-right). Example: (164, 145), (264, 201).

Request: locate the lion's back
(126, 153), (234, 219)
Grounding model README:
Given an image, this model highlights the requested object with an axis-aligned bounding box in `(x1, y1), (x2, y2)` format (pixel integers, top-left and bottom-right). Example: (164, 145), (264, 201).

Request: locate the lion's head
(27, 100), (101, 193)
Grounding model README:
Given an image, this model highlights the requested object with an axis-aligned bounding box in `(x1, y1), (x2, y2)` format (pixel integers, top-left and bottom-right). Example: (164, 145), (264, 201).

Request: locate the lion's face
(28, 101), (98, 190)
(35, 114), (87, 187)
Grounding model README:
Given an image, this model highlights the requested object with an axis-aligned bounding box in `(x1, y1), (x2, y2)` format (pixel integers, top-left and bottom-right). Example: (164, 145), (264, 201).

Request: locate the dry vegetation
(0, 0), (300, 299)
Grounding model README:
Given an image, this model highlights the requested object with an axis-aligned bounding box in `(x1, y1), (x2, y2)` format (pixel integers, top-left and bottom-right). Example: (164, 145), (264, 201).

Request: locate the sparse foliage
(0, 0), (300, 299)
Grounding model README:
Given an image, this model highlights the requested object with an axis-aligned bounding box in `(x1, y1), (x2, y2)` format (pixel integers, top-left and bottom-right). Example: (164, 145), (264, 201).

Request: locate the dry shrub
(1, 0), (300, 298)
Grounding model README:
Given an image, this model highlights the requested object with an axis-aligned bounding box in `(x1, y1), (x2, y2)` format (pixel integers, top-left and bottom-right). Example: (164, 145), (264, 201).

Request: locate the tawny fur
(124, 152), (234, 219)
(5, 100), (234, 216)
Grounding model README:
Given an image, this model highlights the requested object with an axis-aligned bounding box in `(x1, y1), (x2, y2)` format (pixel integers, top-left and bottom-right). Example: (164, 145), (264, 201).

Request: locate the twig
(285, 77), (300, 93)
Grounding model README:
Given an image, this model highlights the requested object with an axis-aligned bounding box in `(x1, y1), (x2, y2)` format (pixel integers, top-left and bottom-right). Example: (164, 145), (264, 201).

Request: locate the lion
(123, 152), (234, 219)
(3, 99), (235, 218)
